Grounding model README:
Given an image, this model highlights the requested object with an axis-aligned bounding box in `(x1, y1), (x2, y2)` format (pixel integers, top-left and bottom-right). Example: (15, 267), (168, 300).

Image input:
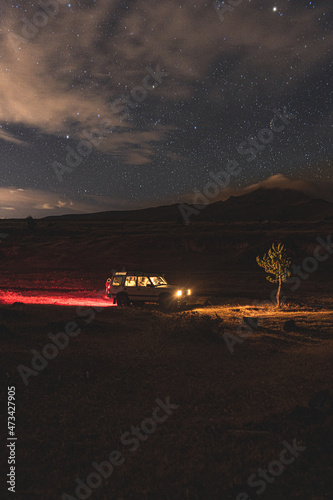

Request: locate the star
(273, 7), (278, 12)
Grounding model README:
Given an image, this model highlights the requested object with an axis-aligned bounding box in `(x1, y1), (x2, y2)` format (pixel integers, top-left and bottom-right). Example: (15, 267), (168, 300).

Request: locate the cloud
(0, 128), (29, 145)
(242, 174), (333, 203)
(0, 0), (331, 165)
(179, 174), (333, 205)
(1, 2), (171, 163)
(0, 186), (153, 218)
(91, 126), (176, 164)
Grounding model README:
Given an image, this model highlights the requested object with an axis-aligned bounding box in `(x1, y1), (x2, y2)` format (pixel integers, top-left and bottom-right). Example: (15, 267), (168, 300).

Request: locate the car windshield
(149, 276), (167, 286)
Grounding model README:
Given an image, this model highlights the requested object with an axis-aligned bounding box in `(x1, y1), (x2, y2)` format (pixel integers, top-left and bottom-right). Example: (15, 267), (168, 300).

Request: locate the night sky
(0, 0), (332, 217)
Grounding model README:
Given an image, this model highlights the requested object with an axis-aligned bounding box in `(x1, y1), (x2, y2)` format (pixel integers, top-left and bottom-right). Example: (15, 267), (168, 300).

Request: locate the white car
(105, 271), (191, 309)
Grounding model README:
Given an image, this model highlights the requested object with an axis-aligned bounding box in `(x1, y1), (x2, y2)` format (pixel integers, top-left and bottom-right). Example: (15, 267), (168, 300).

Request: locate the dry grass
(1, 299), (332, 500)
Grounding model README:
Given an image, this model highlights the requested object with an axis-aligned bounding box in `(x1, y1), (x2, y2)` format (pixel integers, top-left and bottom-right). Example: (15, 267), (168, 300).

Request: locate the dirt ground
(0, 218), (332, 500)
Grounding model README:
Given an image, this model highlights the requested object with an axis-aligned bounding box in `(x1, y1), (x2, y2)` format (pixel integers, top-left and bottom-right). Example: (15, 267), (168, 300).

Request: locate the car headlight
(176, 290), (182, 296)
(187, 289), (191, 295)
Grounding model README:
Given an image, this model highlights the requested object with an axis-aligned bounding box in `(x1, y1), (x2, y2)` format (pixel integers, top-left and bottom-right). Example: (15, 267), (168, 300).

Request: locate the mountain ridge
(42, 186), (333, 222)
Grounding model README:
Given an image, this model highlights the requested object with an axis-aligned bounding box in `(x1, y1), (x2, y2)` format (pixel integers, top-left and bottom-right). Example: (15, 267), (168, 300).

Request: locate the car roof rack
(114, 271), (163, 276)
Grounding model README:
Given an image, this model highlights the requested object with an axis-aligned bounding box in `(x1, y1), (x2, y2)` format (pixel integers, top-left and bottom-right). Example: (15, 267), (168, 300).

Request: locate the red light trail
(0, 290), (116, 308)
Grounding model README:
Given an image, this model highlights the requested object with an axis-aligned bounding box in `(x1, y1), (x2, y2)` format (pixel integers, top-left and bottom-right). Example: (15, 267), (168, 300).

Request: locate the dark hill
(199, 188), (333, 222)
(42, 187), (333, 223)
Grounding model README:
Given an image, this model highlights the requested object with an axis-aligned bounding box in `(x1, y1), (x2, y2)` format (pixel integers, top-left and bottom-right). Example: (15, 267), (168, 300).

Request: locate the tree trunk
(277, 276), (282, 307)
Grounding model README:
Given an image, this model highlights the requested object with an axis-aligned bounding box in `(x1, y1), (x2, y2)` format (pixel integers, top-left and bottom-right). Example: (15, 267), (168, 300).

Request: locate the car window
(112, 275), (123, 286)
(125, 275), (137, 287)
(150, 276), (167, 286)
(137, 276), (150, 287)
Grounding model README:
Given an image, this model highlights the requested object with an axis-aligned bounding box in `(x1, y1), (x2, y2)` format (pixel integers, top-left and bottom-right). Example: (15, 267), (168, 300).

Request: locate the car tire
(117, 293), (130, 307)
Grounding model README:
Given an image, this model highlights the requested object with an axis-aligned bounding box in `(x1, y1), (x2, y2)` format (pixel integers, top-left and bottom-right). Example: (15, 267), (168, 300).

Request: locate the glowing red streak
(0, 291), (116, 307)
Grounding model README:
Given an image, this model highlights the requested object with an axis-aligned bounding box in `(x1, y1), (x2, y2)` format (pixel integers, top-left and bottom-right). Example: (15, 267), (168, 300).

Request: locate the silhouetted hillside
(42, 187), (333, 222)
(199, 188), (333, 222)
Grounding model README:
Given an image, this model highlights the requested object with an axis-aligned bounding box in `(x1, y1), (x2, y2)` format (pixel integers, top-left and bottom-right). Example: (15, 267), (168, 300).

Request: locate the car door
(136, 275), (156, 301)
(123, 275), (139, 300)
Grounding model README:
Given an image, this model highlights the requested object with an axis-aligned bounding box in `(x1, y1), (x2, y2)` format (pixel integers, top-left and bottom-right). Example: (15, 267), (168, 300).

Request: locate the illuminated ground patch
(0, 290), (116, 307)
